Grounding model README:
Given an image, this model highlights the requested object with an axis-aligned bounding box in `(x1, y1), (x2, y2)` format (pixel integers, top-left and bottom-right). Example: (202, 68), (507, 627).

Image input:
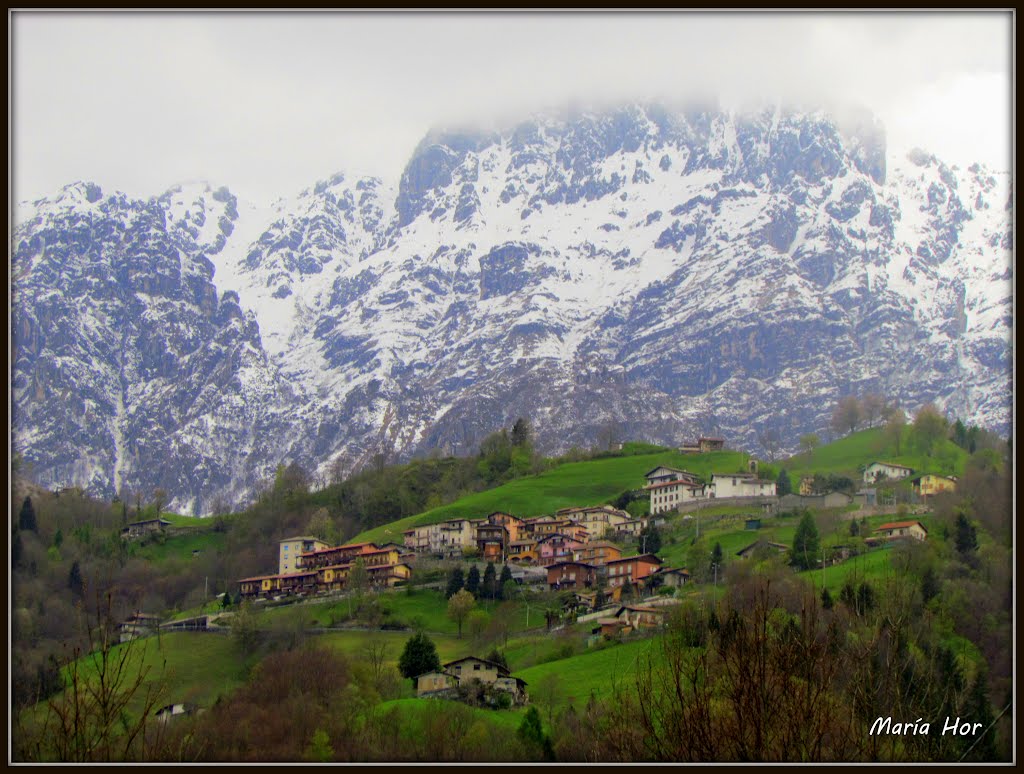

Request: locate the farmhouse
(649, 567), (691, 588)
(736, 540), (789, 559)
(417, 657), (528, 705)
(597, 605), (668, 637)
(875, 520), (928, 542)
(120, 518), (173, 541)
(679, 436), (725, 454)
(912, 474), (957, 497)
(119, 612), (161, 642)
(863, 461), (914, 484)
(154, 703), (202, 723)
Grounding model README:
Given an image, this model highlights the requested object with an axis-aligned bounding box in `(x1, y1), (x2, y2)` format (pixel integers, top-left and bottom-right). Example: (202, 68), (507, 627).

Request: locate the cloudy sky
(11, 11), (1013, 207)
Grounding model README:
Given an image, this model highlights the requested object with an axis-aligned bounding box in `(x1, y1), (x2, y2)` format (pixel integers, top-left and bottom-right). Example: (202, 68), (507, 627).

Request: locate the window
(473, 664), (481, 671)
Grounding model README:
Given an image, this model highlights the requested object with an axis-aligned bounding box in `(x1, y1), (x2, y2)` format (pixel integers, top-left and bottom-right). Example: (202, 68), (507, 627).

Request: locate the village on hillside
(185, 437), (942, 707)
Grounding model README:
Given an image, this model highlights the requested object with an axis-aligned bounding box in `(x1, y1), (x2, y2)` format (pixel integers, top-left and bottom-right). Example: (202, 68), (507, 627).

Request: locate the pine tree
(821, 587), (834, 609)
(711, 542), (723, 567)
(485, 648), (509, 671)
(68, 560), (85, 601)
(955, 512), (978, 557)
(398, 632), (441, 687)
(776, 469), (792, 496)
(18, 497), (37, 533)
(482, 562), (497, 600)
(446, 566), (464, 599)
(498, 564), (513, 600)
(921, 566), (940, 603)
(465, 565), (481, 597)
(790, 511), (820, 571)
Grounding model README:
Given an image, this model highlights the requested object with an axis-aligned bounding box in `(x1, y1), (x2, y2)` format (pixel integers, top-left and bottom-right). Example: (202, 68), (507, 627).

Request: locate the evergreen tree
(921, 566), (940, 603)
(53, 528), (64, 549)
(68, 560), (85, 601)
(482, 562), (497, 600)
(498, 564), (514, 600)
(821, 587), (834, 609)
(485, 647), (509, 671)
(446, 566), (465, 599)
(955, 512), (978, 557)
(839, 581), (856, 610)
(776, 468), (792, 496)
(849, 519), (860, 537)
(952, 418), (969, 450)
(789, 511), (820, 571)
(18, 497), (37, 533)
(398, 632), (441, 687)
(465, 565), (481, 597)
(856, 582), (876, 615)
(711, 542), (723, 567)
(517, 706), (554, 761)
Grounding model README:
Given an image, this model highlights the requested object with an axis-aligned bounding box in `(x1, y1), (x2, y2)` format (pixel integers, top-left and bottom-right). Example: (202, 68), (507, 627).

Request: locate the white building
(863, 462), (915, 484)
(647, 480), (707, 515)
(710, 473), (777, 499)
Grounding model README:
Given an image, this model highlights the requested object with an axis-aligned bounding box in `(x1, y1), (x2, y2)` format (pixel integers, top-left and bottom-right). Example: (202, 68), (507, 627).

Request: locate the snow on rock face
(12, 103), (1012, 514)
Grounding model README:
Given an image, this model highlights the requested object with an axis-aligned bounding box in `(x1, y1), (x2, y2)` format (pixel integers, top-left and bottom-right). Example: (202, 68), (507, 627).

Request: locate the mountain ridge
(12, 102), (1012, 515)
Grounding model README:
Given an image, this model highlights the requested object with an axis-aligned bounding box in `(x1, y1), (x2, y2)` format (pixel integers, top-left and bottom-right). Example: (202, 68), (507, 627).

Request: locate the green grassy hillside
(354, 450), (748, 544)
(780, 427), (969, 480)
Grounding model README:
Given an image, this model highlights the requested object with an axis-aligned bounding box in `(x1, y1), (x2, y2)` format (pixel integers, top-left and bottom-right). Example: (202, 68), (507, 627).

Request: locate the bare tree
(831, 396), (863, 437)
(20, 591), (168, 761)
(861, 393), (885, 427)
(758, 427), (781, 462)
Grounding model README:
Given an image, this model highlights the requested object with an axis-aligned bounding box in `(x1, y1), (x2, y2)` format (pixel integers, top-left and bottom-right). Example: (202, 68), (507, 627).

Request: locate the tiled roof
(877, 520), (927, 532)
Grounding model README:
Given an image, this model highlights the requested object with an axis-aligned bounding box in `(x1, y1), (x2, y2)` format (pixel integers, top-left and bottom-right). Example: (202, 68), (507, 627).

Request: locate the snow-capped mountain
(12, 103), (1012, 515)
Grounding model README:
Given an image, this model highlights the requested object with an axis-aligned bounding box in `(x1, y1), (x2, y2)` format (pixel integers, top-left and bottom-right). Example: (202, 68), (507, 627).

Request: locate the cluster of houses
(861, 462), (958, 497)
(238, 536), (413, 600)
(645, 463), (778, 516)
(401, 505), (646, 564)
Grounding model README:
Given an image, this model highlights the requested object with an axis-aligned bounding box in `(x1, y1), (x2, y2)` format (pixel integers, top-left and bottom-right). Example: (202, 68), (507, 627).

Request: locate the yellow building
(912, 474), (957, 497)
